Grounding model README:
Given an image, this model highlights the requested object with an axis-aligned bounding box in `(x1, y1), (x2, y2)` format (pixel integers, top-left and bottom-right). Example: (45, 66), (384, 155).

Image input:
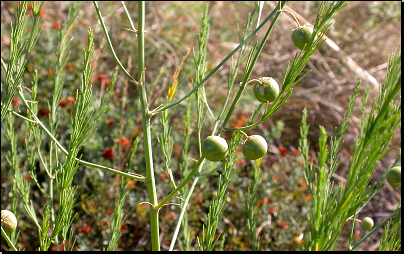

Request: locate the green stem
(219, 3), (284, 134)
(137, 1), (160, 251)
(155, 157), (205, 210)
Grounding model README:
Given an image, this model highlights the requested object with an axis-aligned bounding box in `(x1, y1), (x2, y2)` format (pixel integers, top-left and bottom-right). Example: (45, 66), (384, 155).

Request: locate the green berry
(242, 135), (268, 160)
(1, 210), (17, 235)
(202, 136), (228, 162)
(360, 217), (374, 231)
(291, 24), (313, 50)
(387, 166), (401, 188)
(253, 77), (280, 103)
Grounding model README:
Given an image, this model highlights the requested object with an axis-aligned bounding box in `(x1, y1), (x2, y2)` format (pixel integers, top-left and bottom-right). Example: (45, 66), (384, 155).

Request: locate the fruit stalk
(137, 1), (160, 251)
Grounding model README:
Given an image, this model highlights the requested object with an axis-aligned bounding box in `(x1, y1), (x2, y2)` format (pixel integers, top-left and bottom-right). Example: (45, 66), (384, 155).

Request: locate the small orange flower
(159, 173), (168, 181)
(65, 63), (73, 69)
(119, 224), (126, 233)
(38, 108), (50, 117)
(12, 97), (19, 106)
(268, 207), (276, 214)
(101, 78), (111, 88)
(230, 115), (247, 128)
(304, 195), (311, 200)
(96, 74), (108, 81)
(290, 149), (300, 155)
(263, 197), (268, 204)
(59, 99), (67, 107)
(278, 146), (288, 156)
(236, 159), (246, 167)
(272, 176), (280, 182)
(106, 119), (115, 127)
(126, 179), (137, 189)
(294, 235), (304, 244)
(173, 144), (181, 156)
(276, 221), (289, 230)
(116, 137), (131, 148)
(101, 147), (115, 160)
(66, 96), (75, 105)
(106, 210), (113, 215)
(52, 21), (61, 30)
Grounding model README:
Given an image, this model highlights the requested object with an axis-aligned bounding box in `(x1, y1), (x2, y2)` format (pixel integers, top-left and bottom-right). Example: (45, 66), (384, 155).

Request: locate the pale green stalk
(1, 227), (18, 251)
(136, 1), (160, 251)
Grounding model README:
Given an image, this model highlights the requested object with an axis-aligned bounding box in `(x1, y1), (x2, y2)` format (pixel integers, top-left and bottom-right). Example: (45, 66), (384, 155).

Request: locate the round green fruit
(242, 135), (268, 160)
(387, 166), (401, 188)
(360, 217), (374, 231)
(253, 77), (279, 103)
(1, 210), (17, 235)
(291, 24), (313, 50)
(202, 136), (229, 162)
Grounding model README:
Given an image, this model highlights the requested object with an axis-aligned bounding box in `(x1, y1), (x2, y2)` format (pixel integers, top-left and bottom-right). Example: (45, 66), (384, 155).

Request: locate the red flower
(38, 107), (50, 117)
(106, 119), (115, 127)
(173, 144), (181, 156)
(159, 173), (168, 181)
(116, 137), (131, 148)
(119, 224), (126, 233)
(66, 96), (75, 105)
(52, 21), (61, 30)
(126, 179), (137, 189)
(12, 97), (19, 106)
(101, 78), (111, 88)
(96, 74), (108, 81)
(268, 207), (276, 214)
(276, 221), (289, 230)
(95, 74), (111, 88)
(289, 149), (300, 156)
(59, 99), (67, 107)
(236, 159), (246, 167)
(101, 147), (115, 160)
(65, 63), (73, 69)
(278, 146), (288, 156)
(106, 210), (113, 215)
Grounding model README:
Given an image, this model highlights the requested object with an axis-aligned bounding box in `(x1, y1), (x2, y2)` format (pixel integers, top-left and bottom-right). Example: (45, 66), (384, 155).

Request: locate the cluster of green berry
(201, 134), (268, 162)
(200, 10), (319, 164)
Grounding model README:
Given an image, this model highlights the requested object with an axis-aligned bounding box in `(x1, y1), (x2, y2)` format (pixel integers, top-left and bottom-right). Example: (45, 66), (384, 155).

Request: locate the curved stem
(279, 9), (300, 27)
(93, 1), (138, 85)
